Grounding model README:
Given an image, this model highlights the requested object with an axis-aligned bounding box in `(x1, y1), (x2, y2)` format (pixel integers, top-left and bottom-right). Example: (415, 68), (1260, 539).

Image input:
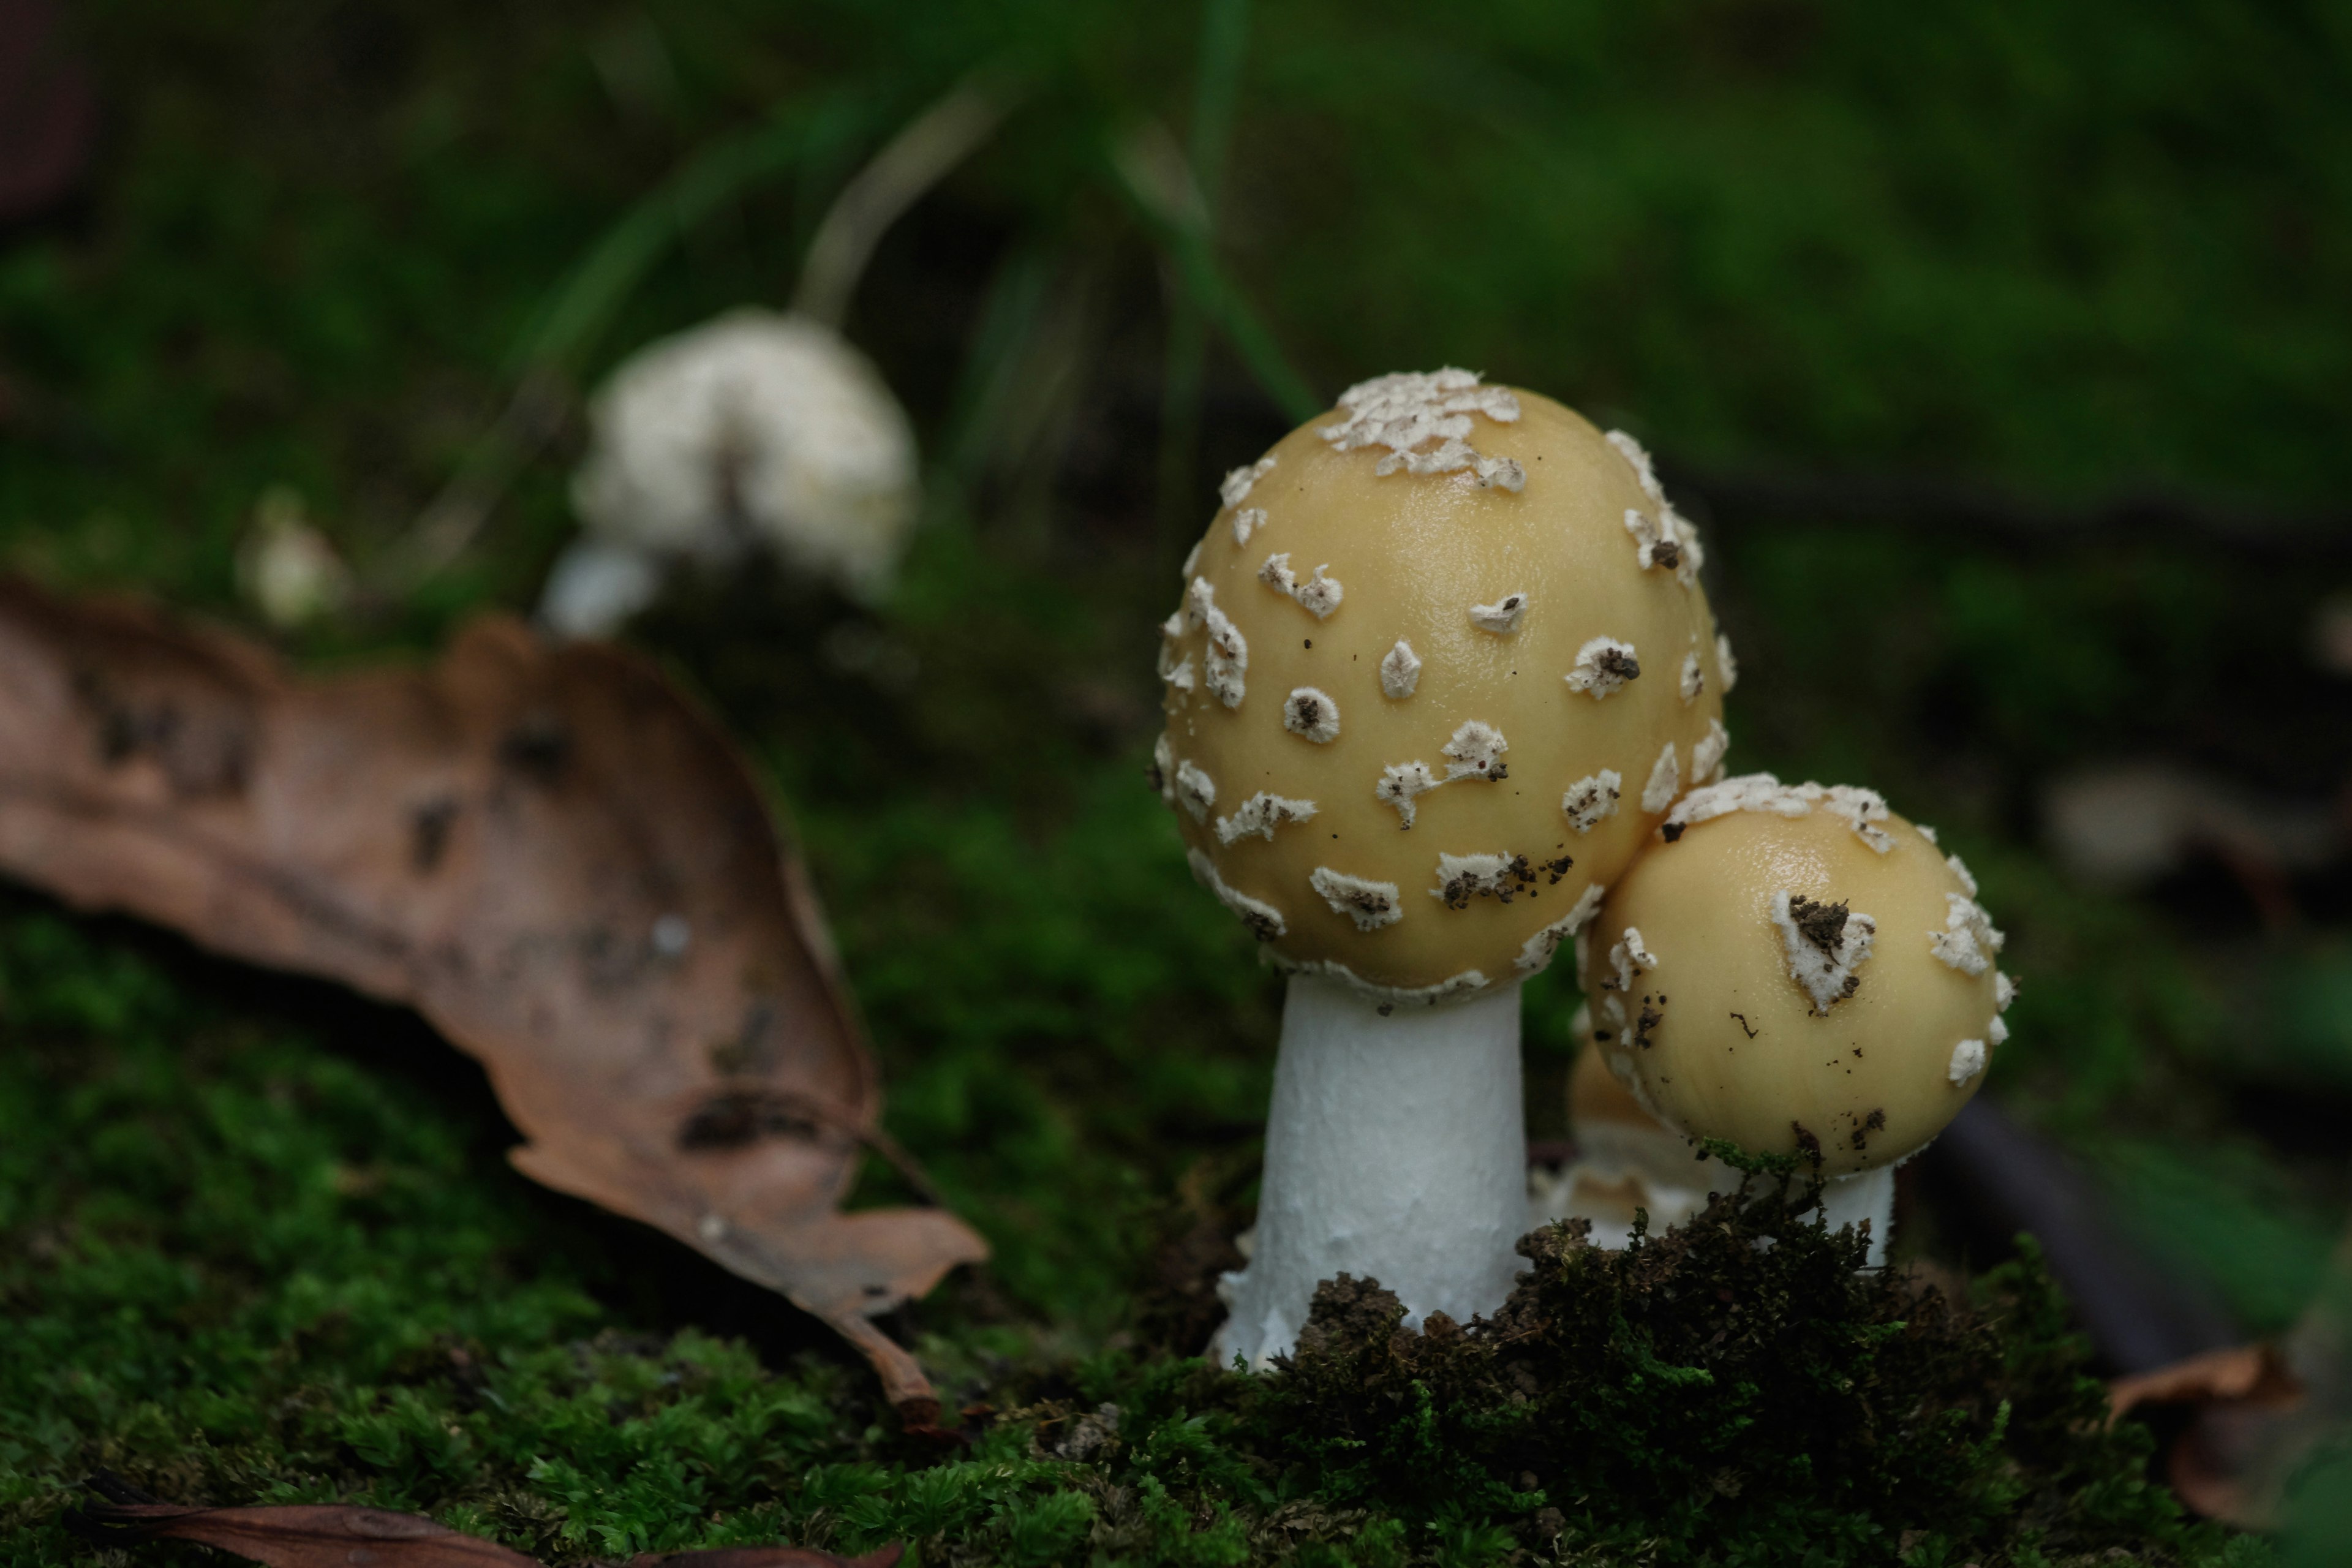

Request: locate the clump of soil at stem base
(1228, 1167), (2242, 1565)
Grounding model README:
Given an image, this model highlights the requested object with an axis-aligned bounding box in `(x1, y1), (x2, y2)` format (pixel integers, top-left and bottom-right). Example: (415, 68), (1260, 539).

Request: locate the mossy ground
(0, 900), (2253, 1564)
(6, 2), (2352, 1563)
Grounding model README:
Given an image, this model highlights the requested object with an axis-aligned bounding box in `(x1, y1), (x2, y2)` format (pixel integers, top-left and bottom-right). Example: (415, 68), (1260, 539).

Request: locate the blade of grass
(1156, 0), (1256, 570)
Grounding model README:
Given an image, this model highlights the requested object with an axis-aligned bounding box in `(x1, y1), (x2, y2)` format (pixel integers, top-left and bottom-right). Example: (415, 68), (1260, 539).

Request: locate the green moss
(0, 907), (2260, 1566)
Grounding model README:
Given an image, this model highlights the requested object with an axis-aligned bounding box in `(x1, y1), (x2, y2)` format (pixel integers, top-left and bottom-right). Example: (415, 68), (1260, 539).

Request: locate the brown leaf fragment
(2108, 1341), (2310, 1526)
(2107, 1342), (2301, 1423)
(0, 579), (986, 1401)
(74, 1502), (540, 1567)
(74, 1496), (901, 1568)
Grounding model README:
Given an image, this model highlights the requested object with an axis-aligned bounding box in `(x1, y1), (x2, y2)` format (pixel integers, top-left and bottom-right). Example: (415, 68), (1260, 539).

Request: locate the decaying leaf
(2111, 1342), (2313, 1527)
(74, 1493), (901, 1568)
(0, 578), (986, 1416)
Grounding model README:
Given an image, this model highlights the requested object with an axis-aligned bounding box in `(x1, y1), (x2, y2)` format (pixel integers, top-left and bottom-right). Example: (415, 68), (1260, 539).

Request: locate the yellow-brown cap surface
(1578, 777), (2013, 1174)
(1155, 371), (1729, 1003)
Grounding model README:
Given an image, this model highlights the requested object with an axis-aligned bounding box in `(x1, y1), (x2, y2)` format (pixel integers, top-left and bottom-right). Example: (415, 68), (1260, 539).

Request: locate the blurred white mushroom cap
(564, 308), (918, 624)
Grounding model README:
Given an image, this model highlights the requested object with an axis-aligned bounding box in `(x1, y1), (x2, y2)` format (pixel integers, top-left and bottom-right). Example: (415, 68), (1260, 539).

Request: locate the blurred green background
(4, 0), (2351, 1561)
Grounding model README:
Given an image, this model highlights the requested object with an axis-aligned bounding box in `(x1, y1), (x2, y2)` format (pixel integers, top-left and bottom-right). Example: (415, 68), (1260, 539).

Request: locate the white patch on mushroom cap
(1430, 851), (1529, 907)
(1916, 823), (1939, 845)
(1602, 927), (1656, 993)
(1232, 507), (1267, 546)
(1516, 882), (1605, 974)
(1641, 742), (1681, 813)
(1660, 774), (1896, 850)
(1272, 956), (1490, 1008)
(1309, 867), (1404, 931)
(1441, 720), (1509, 782)
(1928, 893), (2005, 976)
(1216, 792), (1318, 845)
(1821, 785), (1896, 853)
(1562, 771), (1623, 833)
(1259, 553), (1342, 619)
(1317, 368), (1527, 492)
(1152, 734), (1177, 807)
(1187, 848), (1286, 940)
(1376, 761), (1440, 827)
(1163, 655), (1196, 693)
(1621, 507), (1697, 580)
(1565, 636), (1642, 699)
(1469, 592), (1529, 635)
(1995, 971), (2018, 1011)
(1691, 719), (1729, 785)
(1605, 429), (1668, 504)
(1988, 1014), (2010, 1046)
(1188, 577), (1249, 708)
(1155, 610), (1185, 675)
(1221, 454), (1277, 510)
(1945, 853), (1979, 897)
(1174, 760), (1216, 823)
(1679, 649), (1704, 704)
(1294, 566), (1343, 619)
(1716, 631), (1739, 693)
(1283, 687), (1341, 743)
(1770, 889), (1877, 1014)
(1379, 639), (1422, 699)
(1948, 1038), (1988, 1087)
(1603, 431), (1705, 586)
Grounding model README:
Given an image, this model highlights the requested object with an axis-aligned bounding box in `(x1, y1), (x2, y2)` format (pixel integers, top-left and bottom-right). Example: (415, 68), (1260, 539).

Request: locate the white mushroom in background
(1575, 774), (2017, 1265)
(1151, 368), (1735, 1365)
(541, 309), (918, 638)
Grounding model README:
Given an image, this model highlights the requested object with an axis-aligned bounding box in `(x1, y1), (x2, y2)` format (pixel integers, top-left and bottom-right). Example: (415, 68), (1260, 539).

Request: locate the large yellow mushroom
(1151, 368), (1734, 1362)
(1575, 774), (2018, 1264)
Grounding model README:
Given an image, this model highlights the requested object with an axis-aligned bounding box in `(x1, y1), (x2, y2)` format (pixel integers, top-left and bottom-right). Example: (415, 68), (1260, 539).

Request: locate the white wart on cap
(1577, 775), (2012, 1174)
(1153, 372), (1735, 1002)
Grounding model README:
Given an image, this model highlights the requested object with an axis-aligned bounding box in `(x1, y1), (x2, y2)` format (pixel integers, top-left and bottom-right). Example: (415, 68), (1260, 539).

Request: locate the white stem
(1815, 1166), (1896, 1268)
(1215, 973), (1526, 1368)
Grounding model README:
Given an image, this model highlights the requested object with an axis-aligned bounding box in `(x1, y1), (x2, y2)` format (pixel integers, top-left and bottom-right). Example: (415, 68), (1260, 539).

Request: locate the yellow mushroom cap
(1154, 371), (1732, 1003)
(1577, 776), (2015, 1175)
(1568, 1032), (1661, 1132)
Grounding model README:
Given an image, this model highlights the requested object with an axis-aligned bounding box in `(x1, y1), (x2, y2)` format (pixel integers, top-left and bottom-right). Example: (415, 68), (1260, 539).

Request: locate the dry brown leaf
(2108, 1342), (2307, 1526)
(75, 1499), (900, 1568)
(0, 578), (986, 1416)
(2108, 1342), (2301, 1423)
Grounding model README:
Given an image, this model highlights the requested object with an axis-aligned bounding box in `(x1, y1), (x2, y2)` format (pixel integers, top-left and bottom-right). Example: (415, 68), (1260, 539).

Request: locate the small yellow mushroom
(1578, 775), (2013, 1179)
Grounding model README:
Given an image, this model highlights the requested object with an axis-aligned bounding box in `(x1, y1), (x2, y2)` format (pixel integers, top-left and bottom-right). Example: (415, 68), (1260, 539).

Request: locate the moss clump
(1238, 1180), (2245, 1566)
